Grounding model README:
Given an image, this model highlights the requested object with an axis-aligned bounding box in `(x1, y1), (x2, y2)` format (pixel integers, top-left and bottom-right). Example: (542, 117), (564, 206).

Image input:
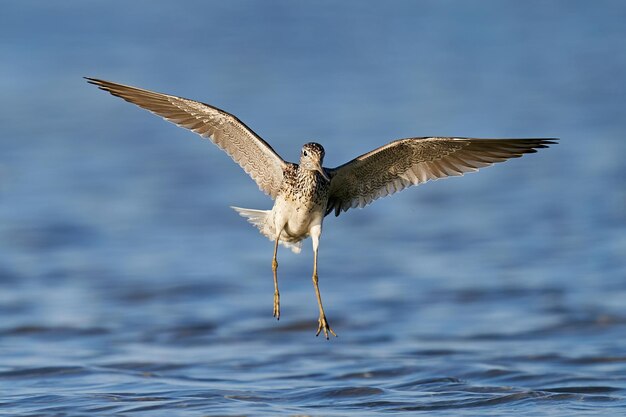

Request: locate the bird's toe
(316, 315), (337, 340)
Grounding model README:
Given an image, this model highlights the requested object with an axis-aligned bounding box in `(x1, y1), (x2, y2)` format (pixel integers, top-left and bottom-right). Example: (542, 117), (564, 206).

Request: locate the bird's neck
(297, 166), (327, 183)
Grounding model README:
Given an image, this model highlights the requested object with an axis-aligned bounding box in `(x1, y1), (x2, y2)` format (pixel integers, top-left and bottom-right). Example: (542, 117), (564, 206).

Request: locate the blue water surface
(1, 1), (625, 415)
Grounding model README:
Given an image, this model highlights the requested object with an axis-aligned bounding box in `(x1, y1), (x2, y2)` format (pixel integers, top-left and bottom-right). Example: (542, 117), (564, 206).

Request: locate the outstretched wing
(326, 137), (557, 216)
(86, 78), (287, 198)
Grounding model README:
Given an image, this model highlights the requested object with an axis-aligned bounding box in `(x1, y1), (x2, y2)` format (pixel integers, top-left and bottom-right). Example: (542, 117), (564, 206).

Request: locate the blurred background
(1, 1), (624, 415)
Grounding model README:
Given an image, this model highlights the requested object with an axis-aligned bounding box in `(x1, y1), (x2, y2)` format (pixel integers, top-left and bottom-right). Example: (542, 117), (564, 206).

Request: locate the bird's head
(300, 142), (329, 181)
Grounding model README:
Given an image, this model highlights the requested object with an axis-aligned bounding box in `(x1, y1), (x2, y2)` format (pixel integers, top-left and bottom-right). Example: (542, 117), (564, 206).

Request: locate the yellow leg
(272, 236), (280, 320)
(311, 226), (336, 339)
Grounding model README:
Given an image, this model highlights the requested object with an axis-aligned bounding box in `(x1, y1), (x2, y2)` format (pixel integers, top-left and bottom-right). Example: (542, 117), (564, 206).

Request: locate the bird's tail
(231, 206), (302, 254)
(231, 207), (269, 231)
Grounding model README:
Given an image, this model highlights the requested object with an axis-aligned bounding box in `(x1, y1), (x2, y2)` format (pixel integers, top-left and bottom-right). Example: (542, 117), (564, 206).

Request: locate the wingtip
(85, 77), (105, 88)
(542, 138), (559, 145)
(85, 77), (120, 95)
(526, 138), (559, 148)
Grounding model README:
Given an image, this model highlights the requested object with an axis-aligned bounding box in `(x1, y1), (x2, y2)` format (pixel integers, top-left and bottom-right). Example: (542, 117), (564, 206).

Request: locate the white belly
(272, 195), (325, 242)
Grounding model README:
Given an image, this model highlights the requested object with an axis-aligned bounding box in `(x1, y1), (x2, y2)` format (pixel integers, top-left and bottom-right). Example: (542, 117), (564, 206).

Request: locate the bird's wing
(86, 78), (287, 198)
(326, 137), (557, 216)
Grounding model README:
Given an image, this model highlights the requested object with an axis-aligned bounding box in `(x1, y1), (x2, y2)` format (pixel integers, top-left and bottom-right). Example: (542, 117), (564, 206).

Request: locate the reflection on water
(1, 1), (625, 415)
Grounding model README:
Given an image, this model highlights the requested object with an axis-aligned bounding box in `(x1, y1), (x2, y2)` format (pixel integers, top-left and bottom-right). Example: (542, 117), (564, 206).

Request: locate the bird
(86, 77), (557, 339)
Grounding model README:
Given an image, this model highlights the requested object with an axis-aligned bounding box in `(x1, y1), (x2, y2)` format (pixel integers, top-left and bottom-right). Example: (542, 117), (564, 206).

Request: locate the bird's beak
(316, 164), (330, 181)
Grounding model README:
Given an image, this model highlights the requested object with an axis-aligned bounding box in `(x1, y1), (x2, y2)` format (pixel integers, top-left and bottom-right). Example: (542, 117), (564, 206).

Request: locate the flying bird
(86, 78), (557, 339)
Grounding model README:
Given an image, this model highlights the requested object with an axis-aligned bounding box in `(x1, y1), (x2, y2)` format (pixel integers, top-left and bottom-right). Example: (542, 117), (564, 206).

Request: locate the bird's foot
(316, 314), (337, 339)
(273, 291), (280, 320)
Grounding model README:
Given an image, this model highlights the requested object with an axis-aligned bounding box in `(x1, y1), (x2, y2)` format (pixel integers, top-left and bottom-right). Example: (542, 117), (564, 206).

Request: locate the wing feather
(86, 78), (286, 198)
(326, 137), (557, 216)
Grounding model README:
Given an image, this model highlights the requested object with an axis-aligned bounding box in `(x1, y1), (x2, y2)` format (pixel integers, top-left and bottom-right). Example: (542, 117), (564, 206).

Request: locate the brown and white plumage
(87, 77), (557, 339)
(85, 78), (286, 198)
(326, 137), (556, 216)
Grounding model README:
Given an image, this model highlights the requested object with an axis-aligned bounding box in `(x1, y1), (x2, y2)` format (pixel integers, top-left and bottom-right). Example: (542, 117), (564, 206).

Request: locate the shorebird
(86, 78), (557, 339)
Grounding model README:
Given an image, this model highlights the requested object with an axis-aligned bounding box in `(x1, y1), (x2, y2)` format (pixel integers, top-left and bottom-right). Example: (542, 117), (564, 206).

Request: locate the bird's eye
(303, 151), (308, 156)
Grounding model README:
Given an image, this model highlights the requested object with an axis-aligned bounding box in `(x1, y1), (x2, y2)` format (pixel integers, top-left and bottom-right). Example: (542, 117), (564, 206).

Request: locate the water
(1, 1), (625, 415)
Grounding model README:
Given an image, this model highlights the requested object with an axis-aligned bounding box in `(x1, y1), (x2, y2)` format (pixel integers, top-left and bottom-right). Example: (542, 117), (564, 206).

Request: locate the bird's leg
(272, 235), (281, 320)
(310, 225), (336, 339)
